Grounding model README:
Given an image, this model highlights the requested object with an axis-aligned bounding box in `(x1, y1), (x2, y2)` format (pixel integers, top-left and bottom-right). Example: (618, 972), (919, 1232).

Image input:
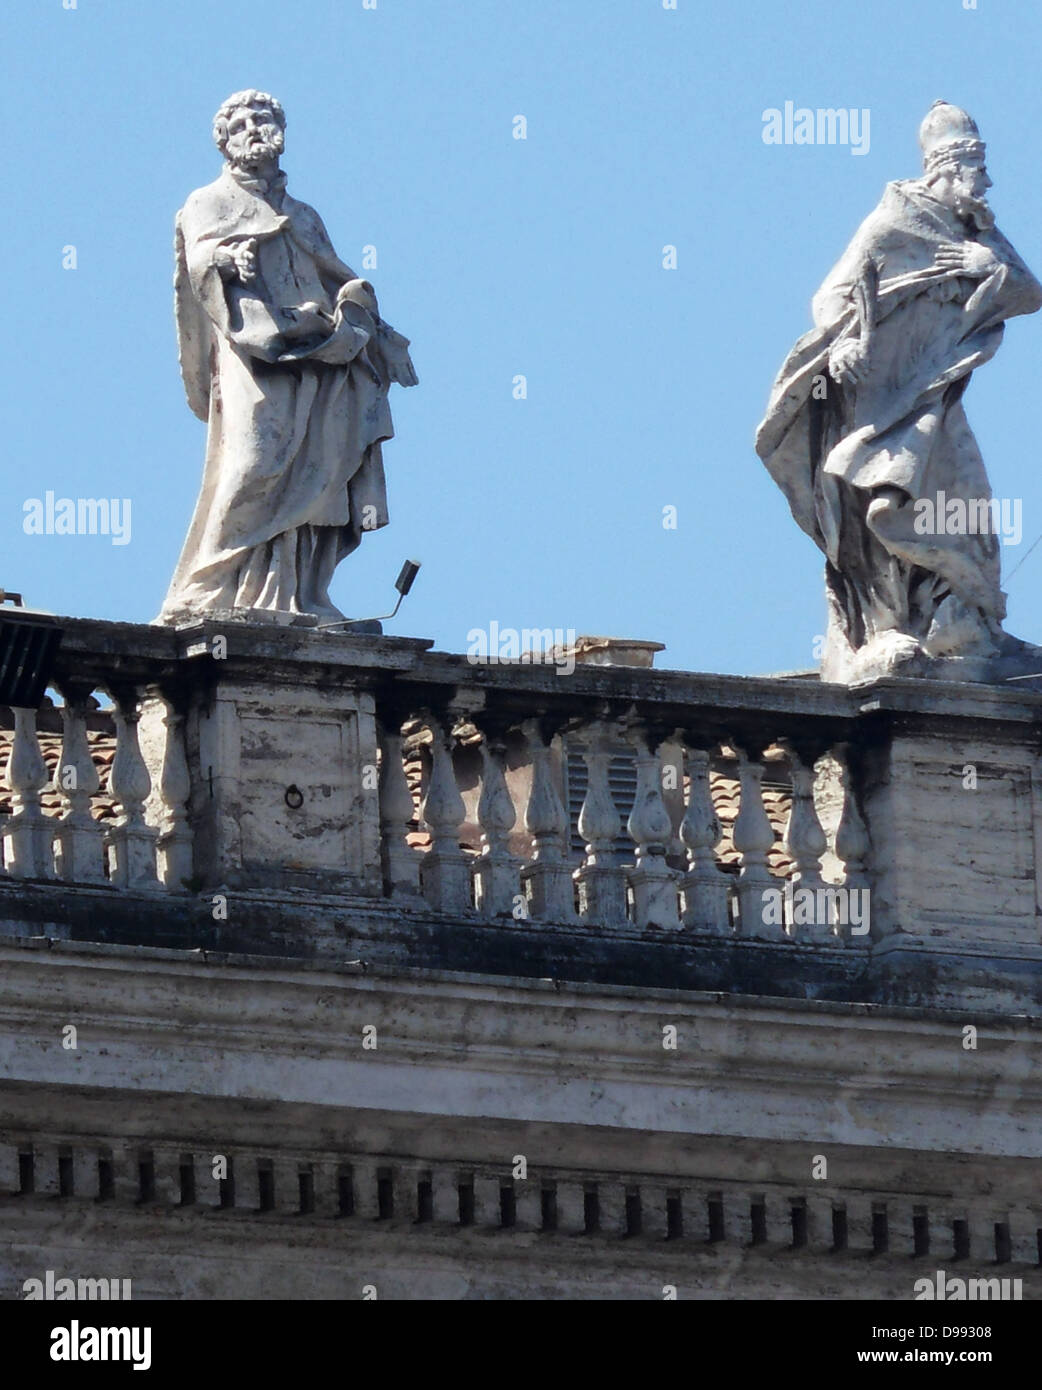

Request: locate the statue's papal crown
(919, 100), (985, 167)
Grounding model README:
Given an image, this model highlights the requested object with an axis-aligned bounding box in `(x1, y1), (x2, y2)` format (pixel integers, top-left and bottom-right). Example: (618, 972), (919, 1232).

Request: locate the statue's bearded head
(919, 101), (994, 231)
(926, 146), (994, 230)
(213, 90), (286, 169)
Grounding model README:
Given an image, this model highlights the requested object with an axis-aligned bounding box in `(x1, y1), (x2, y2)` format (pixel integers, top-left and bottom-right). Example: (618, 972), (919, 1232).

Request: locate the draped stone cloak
(161, 164), (415, 620)
(755, 180), (1042, 655)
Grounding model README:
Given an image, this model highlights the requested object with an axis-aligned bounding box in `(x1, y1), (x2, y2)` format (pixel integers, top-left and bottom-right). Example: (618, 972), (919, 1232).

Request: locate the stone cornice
(1, 940), (1039, 1158)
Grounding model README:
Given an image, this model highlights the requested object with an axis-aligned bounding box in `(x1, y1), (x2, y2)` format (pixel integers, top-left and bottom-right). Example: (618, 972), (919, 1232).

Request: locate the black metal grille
(0, 618), (62, 709)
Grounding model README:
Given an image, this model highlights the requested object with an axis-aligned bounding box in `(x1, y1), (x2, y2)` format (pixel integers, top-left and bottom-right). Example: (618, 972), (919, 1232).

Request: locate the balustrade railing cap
(46, 616), (433, 674)
(173, 622), (434, 671)
(849, 673), (1042, 723)
(16, 613), (1042, 735)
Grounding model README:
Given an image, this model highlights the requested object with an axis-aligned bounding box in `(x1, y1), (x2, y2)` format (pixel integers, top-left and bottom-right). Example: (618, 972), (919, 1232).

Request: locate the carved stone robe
(160, 163), (415, 622)
(756, 179), (1042, 668)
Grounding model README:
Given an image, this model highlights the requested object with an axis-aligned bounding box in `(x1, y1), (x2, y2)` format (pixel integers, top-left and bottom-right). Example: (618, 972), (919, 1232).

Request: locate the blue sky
(4, 0), (1041, 675)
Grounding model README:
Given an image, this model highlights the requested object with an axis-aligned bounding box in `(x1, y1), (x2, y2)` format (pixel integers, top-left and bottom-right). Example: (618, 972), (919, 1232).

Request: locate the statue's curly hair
(212, 90), (286, 153)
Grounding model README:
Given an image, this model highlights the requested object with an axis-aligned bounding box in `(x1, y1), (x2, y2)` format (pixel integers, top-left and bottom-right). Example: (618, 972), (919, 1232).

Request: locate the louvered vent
(564, 743), (639, 858)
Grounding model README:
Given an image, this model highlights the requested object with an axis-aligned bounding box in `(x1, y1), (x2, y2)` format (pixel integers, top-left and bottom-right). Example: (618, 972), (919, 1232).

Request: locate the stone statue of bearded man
(158, 90), (416, 627)
(757, 102), (1042, 683)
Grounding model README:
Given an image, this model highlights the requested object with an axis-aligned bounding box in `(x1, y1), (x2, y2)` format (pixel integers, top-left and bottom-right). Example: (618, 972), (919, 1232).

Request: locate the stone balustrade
(379, 710), (868, 944)
(0, 614), (871, 947)
(2, 611), (1041, 957)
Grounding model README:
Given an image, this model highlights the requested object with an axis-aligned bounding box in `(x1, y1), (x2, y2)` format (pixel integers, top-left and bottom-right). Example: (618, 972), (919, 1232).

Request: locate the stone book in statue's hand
(280, 302), (335, 342)
(277, 292), (375, 366)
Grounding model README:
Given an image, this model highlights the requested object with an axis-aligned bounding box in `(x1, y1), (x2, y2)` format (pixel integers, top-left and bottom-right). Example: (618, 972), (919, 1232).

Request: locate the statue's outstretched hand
(934, 242), (998, 279)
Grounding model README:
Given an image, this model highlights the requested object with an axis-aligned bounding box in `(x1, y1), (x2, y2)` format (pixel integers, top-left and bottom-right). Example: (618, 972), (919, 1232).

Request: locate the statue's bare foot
(303, 600), (348, 625)
(848, 630), (925, 682)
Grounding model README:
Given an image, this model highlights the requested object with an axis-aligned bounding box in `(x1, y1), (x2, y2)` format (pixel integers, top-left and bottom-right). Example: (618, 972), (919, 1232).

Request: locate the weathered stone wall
(3, 614), (1042, 1299)
(1, 937), (1039, 1299)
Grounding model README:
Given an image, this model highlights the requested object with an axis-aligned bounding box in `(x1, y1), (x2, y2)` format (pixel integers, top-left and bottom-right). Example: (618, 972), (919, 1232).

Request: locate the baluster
(378, 720), (422, 900)
(833, 742), (871, 945)
(106, 686), (159, 890)
(778, 740), (831, 943)
(732, 743), (778, 938)
(53, 685), (105, 883)
(518, 719), (576, 922)
(2, 708), (54, 878)
(625, 724), (680, 930)
(679, 743), (731, 934)
(155, 695), (193, 892)
(573, 721), (627, 927)
(419, 717), (471, 913)
(472, 732), (520, 917)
